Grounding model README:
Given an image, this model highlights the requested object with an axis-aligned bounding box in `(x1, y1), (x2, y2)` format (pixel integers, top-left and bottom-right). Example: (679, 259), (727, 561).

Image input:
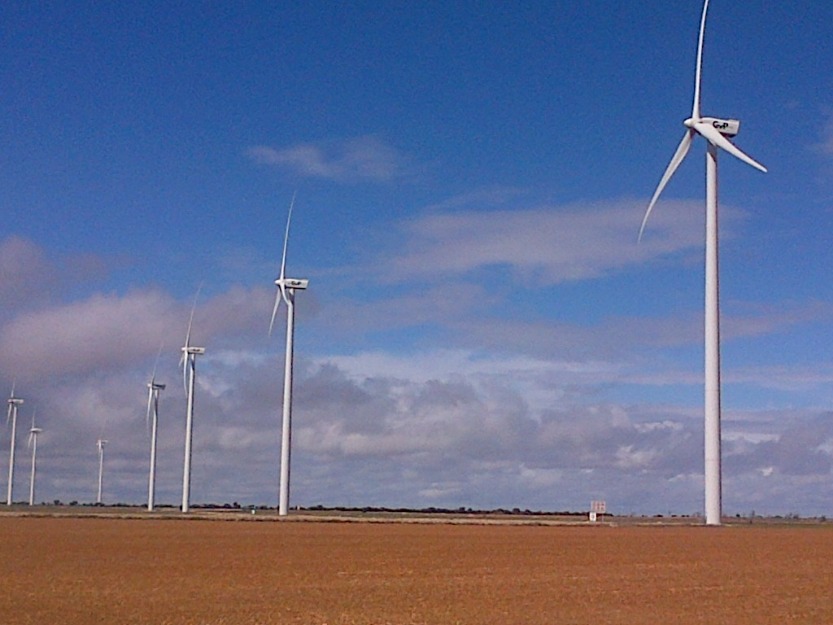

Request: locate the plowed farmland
(1, 515), (831, 624)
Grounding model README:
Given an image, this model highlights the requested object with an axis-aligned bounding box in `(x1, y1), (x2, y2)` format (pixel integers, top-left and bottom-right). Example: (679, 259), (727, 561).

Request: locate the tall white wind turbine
(27, 412), (42, 507)
(6, 385), (23, 506)
(269, 193), (308, 516)
(146, 351), (166, 512)
(95, 437), (108, 505)
(639, 0), (766, 525)
(180, 290), (205, 513)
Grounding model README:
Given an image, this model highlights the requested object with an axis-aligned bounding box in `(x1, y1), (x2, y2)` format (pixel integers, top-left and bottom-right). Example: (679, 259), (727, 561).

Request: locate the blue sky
(1, 0), (832, 516)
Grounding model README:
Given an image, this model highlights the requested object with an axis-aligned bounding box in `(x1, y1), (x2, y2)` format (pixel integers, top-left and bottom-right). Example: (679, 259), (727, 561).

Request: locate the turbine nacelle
(684, 116), (740, 137)
(7, 398), (24, 406)
(29, 428), (43, 448)
(182, 346), (206, 355)
(275, 277), (309, 291)
(148, 382), (167, 391)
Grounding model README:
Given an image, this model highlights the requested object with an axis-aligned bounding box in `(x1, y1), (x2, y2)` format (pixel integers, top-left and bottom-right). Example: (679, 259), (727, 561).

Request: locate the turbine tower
(269, 193), (308, 516)
(6, 385), (23, 506)
(96, 438), (107, 505)
(180, 290), (205, 513)
(639, 0), (766, 525)
(146, 355), (166, 512)
(27, 413), (42, 507)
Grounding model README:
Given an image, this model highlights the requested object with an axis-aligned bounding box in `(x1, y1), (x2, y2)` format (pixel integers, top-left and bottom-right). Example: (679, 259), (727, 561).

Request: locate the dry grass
(0, 515), (831, 624)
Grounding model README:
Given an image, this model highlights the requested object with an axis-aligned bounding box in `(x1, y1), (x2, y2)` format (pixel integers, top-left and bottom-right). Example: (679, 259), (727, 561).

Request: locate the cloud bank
(0, 185), (830, 519)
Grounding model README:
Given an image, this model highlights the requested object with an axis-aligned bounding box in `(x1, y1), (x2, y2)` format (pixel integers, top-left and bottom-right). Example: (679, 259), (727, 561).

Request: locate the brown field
(1, 513), (831, 624)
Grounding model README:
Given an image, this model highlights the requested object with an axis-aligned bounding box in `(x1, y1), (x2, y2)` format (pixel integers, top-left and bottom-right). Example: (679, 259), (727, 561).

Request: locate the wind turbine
(180, 289), (205, 513)
(6, 384), (23, 506)
(95, 437), (107, 505)
(146, 350), (166, 512)
(639, 0), (766, 526)
(269, 193), (308, 516)
(27, 412), (42, 507)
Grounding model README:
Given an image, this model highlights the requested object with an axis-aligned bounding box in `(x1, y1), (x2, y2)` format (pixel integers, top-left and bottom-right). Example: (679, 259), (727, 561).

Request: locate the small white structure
(589, 500), (606, 522)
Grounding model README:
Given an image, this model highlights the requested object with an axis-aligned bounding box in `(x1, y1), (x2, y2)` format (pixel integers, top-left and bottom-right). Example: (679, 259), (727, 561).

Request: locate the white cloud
(246, 135), (404, 182)
(376, 199), (740, 285)
(0, 290), (179, 381)
(614, 444), (660, 469)
(725, 363), (833, 393)
(722, 300), (833, 341)
(0, 236), (50, 305)
(517, 465), (563, 488)
(0, 285), (274, 383)
(0, 235), (119, 318)
(418, 485), (462, 500)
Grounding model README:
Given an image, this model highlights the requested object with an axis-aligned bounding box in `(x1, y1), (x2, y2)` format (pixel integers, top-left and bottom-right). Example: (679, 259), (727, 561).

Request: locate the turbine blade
(694, 122), (767, 173)
(182, 284), (202, 396)
(280, 192), (296, 282)
(184, 316), (193, 350)
(692, 0), (711, 119)
(268, 289), (284, 336)
(182, 353), (188, 396)
(6, 380), (12, 426)
(184, 282), (203, 349)
(639, 130), (694, 241)
(146, 387), (154, 435)
(27, 411), (35, 448)
(150, 342), (163, 384)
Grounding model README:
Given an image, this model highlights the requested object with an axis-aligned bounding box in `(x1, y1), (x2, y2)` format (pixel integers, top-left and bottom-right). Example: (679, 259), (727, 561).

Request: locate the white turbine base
(278, 292), (296, 517)
(704, 144), (722, 526)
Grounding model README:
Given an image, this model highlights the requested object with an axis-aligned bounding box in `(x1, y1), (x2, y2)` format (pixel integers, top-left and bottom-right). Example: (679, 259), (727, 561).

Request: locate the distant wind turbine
(96, 437), (108, 505)
(180, 288), (205, 513)
(269, 193), (309, 516)
(146, 348), (166, 512)
(639, 0), (766, 525)
(6, 384), (23, 506)
(27, 412), (42, 507)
